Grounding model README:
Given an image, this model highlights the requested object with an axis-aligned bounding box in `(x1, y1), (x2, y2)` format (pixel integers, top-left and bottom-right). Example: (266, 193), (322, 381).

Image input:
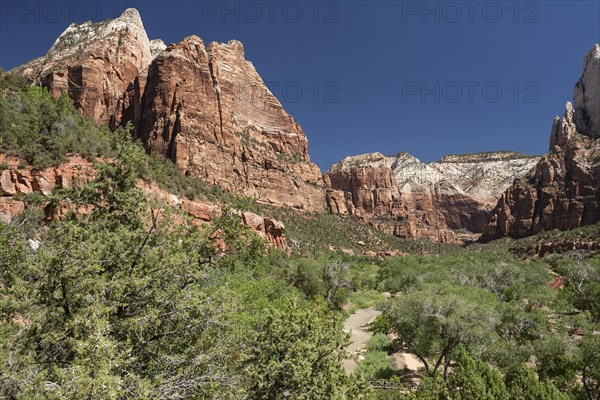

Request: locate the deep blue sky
(1, 1), (599, 171)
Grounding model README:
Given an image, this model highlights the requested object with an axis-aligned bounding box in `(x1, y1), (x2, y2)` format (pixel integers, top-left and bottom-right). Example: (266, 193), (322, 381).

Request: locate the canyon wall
(324, 152), (539, 243)
(12, 9), (325, 212)
(481, 44), (600, 241)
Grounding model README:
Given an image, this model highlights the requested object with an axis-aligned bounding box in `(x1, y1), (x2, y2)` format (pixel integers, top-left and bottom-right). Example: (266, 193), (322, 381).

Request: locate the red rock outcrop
(138, 36), (325, 211)
(481, 44), (600, 241)
(0, 156), (288, 249)
(13, 9), (325, 212)
(0, 155), (96, 197)
(482, 104), (600, 240)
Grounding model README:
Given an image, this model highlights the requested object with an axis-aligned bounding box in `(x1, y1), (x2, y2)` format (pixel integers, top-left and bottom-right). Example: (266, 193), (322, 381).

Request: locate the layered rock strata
(324, 152), (539, 243)
(137, 36), (325, 211)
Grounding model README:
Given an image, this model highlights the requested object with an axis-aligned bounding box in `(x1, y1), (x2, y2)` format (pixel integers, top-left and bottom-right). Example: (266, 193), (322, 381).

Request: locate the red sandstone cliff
(137, 36), (325, 211)
(12, 9), (325, 212)
(481, 44), (600, 241)
(324, 152), (538, 244)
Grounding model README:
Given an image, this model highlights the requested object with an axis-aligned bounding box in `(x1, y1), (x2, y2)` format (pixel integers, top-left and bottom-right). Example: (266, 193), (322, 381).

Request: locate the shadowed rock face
(324, 152), (539, 244)
(481, 44), (600, 241)
(12, 9), (325, 212)
(573, 44), (600, 137)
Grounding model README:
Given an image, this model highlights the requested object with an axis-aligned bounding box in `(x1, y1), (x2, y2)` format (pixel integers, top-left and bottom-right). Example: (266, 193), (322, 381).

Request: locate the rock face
(0, 156), (288, 249)
(137, 36), (325, 211)
(324, 152), (539, 243)
(573, 44), (600, 137)
(482, 44), (600, 241)
(11, 8), (163, 130)
(13, 9), (325, 212)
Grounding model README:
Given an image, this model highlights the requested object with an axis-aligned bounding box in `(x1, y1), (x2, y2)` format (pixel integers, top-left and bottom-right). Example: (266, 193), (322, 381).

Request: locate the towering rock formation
(481, 44), (600, 241)
(325, 151), (539, 243)
(138, 36), (325, 211)
(11, 8), (164, 130)
(12, 9), (325, 211)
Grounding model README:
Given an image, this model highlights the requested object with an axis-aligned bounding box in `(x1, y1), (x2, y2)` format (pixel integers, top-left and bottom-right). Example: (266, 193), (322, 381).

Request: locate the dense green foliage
(376, 249), (600, 399)
(0, 73), (113, 166)
(0, 133), (363, 398)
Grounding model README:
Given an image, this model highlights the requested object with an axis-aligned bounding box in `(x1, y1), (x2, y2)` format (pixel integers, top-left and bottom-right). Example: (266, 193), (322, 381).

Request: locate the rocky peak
(48, 8), (146, 54)
(11, 8), (161, 129)
(574, 44), (600, 136)
(150, 39), (167, 58)
(209, 40), (246, 59)
(137, 30), (324, 211)
(482, 43), (600, 241)
(325, 150), (540, 243)
(439, 151), (537, 163)
(549, 102), (578, 150)
(328, 153), (388, 172)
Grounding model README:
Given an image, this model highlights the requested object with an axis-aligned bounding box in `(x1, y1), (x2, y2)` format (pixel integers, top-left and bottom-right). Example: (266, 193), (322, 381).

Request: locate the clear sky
(1, 1), (599, 171)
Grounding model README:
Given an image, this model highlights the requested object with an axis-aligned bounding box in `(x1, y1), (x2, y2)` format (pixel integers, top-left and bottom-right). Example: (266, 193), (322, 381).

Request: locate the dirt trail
(342, 307), (381, 374)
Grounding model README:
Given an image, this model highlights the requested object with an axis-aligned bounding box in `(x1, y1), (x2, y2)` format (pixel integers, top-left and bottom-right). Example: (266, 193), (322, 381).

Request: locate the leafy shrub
(355, 350), (395, 380)
(366, 333), (391, 352)
(0, 72), (113, 167)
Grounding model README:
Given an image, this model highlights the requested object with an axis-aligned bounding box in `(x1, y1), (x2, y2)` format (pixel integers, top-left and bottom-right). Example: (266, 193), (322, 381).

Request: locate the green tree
(383, 283), (499, 380)
(578, 333), (600, 400)
(533, 333), (577, 392)
(244, 302), (365, 399)
(446, 349), (509, 400)
(504, 365), (569, 400)
(322, 260), (353, 310)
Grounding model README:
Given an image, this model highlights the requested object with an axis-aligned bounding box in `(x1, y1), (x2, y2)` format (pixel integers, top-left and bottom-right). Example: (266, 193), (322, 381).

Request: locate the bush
(355, 350), (395, 380)
(366, 333), (391, 352)
(0, 72), (113, 167)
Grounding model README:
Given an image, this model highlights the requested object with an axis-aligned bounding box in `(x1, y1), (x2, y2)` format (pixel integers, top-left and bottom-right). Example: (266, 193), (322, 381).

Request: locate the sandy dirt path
(342, 307), (381, 374)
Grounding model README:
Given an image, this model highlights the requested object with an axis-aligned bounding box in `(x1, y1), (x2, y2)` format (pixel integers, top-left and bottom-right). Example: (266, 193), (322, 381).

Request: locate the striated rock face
(138, 36), (325, 211)
(0, 156), (288, 249)
(11, 8), (163, 130)
(12, 9), (325, 212)
(324, 152), (538, 243)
